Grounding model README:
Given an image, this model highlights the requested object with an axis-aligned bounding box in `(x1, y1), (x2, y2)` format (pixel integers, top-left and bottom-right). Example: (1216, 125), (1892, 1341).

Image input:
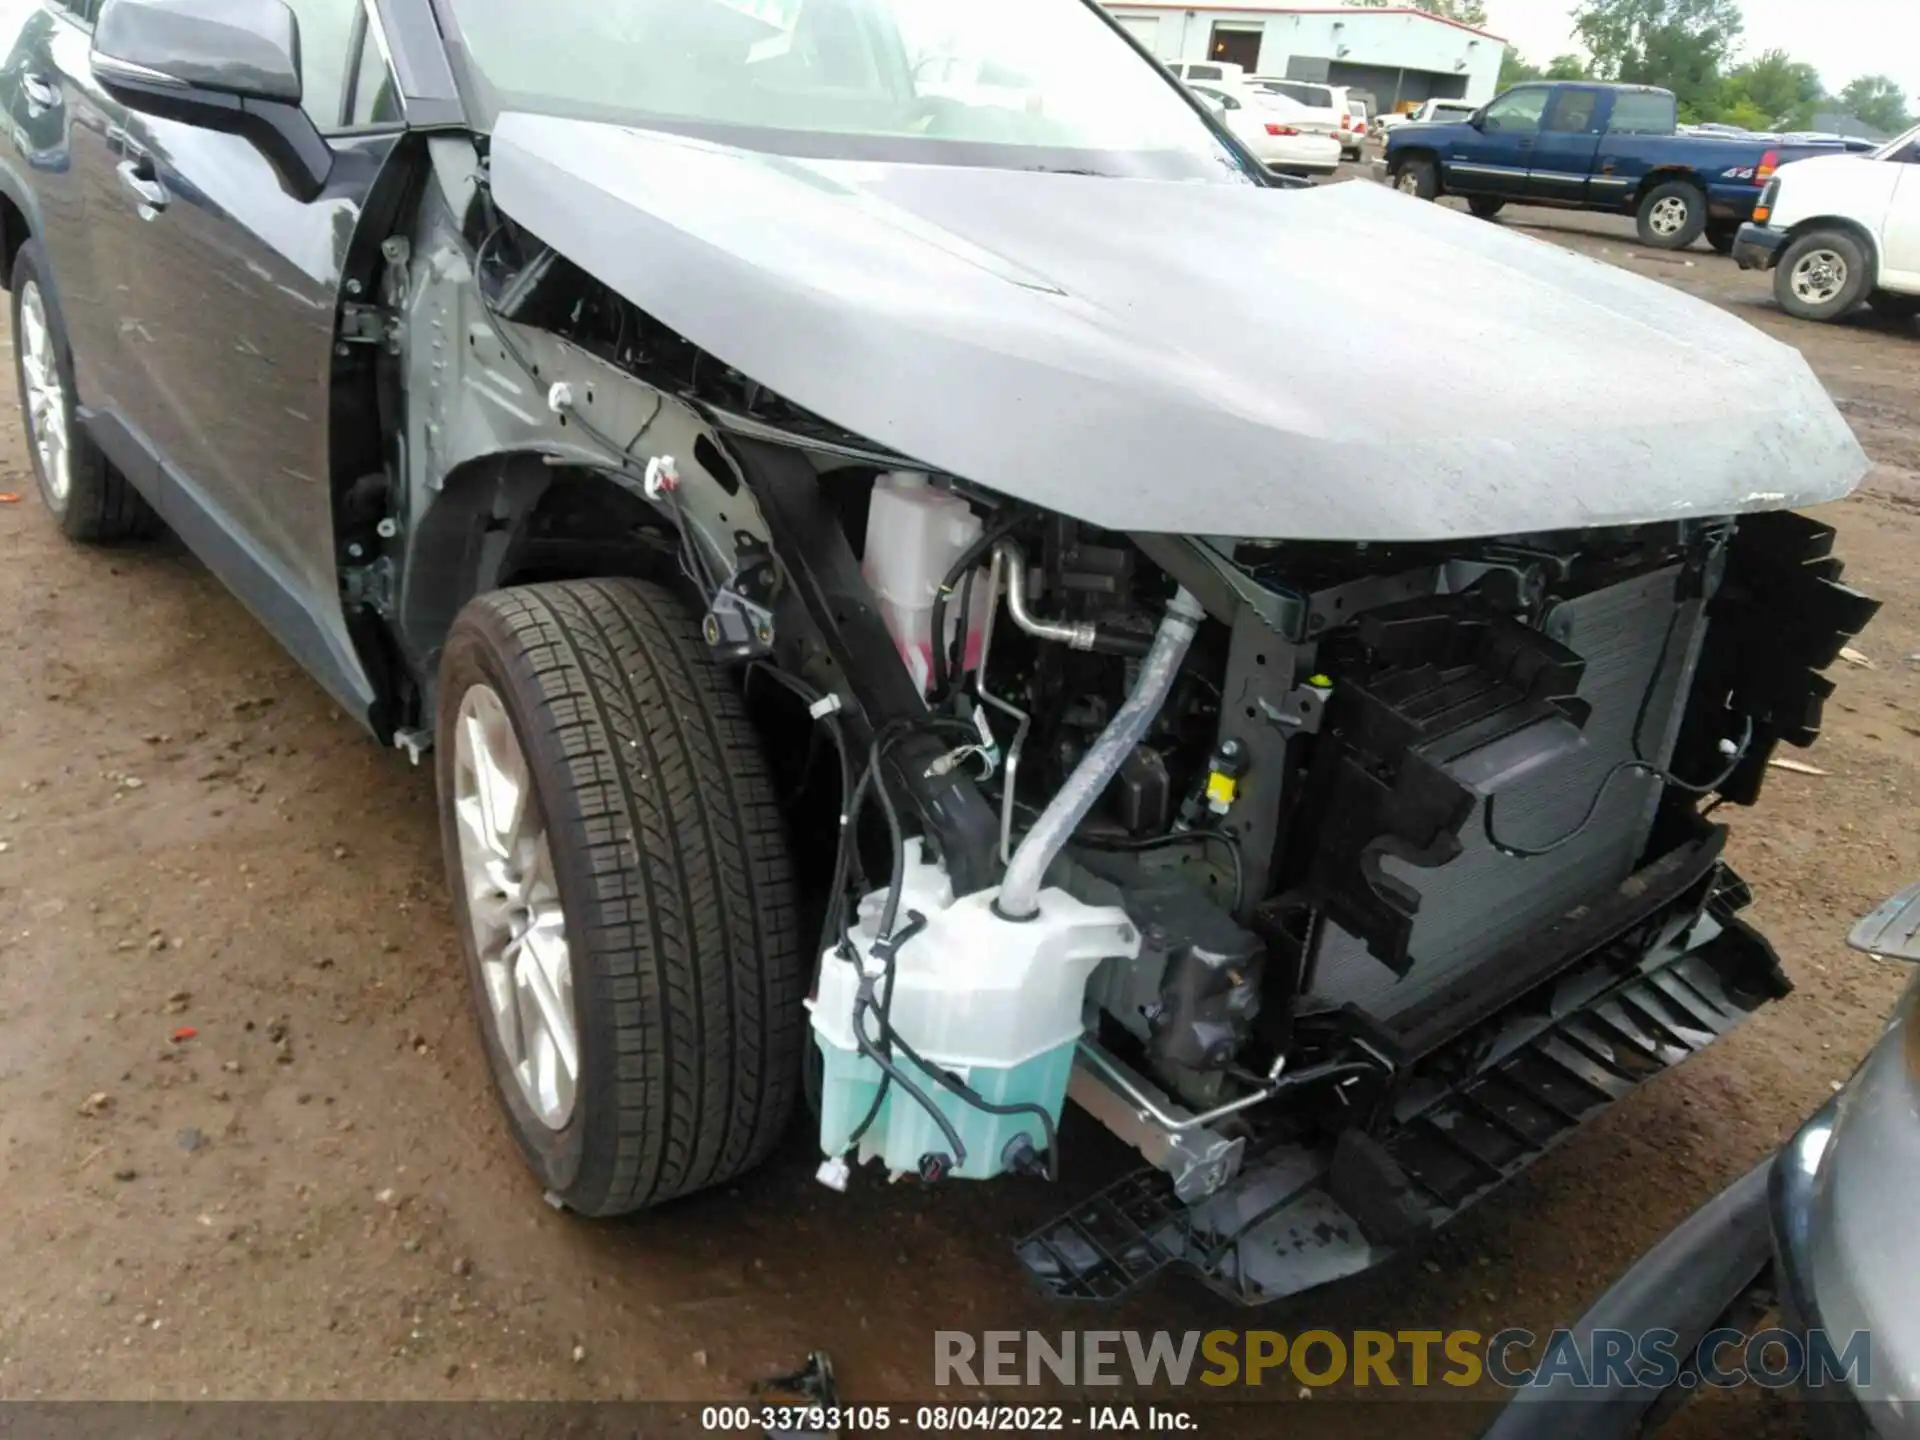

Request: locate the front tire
(437, 578), (805, 1217)
(9, 241), (158, 543)
(1706, 222), (1740, 256)
(1391, 157), (1439, 200)
(1775, 230), (1872, 322)
(1636, 181), (1708, 250)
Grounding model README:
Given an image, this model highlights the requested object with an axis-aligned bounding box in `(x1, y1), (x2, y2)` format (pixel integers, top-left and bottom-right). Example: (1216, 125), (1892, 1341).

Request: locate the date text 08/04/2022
(700, 1405), (1199, 1432)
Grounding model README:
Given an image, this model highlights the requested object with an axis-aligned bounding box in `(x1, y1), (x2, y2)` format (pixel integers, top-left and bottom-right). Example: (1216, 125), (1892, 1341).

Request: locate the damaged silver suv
(0, 0), (1881, 1303)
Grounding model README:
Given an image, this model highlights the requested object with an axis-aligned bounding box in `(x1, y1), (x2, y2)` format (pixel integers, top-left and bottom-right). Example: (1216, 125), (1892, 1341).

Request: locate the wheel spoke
(451, 681), (577, 1131)
(517, 917), (577, 1081)
(472, 714), (529, 856)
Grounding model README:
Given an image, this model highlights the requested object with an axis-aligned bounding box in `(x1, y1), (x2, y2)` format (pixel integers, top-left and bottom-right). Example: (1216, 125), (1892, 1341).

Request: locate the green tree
(1574, 0), (1744, 117)
(1838, 74), (1914, 133)
(1499, 51), (1543, 89)
(1544, 54), (1590, 80)
(1722, 48), (1824, 128)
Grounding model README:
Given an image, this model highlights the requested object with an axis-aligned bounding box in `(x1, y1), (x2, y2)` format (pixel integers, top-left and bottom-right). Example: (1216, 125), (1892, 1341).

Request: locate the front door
(81, 0), (405, 719)
(0, 1), (120, 403)
(1525, 86), (1606, 203)
(1446, 86), (1549, 198)
(1881, 141), (1920, 288)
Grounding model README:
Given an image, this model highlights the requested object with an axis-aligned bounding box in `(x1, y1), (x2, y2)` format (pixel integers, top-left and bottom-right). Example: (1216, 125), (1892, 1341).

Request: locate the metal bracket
(338, 302), (387, 345)
(1068, 1040), (1248, 1203)
(1256, 681), (1330, 736)
(341, 557), (394, 614)
(702, 539), (778, 662)
(393, 728), (433, 765)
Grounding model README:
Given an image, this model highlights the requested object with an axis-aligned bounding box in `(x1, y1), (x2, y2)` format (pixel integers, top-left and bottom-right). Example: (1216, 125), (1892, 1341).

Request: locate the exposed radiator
(1305, 565), (1706, 1022)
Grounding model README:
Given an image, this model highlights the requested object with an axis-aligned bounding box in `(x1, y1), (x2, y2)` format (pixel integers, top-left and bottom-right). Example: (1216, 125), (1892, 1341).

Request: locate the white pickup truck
(1734, 122), (1920, 323)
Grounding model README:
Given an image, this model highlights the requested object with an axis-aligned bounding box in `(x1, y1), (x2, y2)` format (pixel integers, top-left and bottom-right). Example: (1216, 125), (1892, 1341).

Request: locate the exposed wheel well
(1783, 217), (1881, 280)
(0, 192), (28, 290)
(392, 455), (684, 714)
(1635, 169), (1705, 204)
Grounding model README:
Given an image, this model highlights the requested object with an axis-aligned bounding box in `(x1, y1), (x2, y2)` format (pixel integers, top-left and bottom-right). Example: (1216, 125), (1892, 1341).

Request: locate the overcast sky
(1480, 0), (1920, 110)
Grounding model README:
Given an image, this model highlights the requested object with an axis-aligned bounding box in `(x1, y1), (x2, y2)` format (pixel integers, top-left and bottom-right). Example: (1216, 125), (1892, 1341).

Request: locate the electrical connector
(815, 1155), (851, 1193)
(643, 454), (679, 499)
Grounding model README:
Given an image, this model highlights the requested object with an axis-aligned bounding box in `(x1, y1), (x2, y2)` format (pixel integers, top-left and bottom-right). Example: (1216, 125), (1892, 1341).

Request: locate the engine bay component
(862, 472), (989, 694)
(1067, 1041), (1249, 1203)
(1000, 588), (1206, 920)
(1304, 594), (1594, 976)
(811, 841), (1139, 1182)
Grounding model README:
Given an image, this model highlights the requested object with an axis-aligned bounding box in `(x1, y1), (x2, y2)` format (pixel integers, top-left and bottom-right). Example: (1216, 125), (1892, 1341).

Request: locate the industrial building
(1103, 3), (1511, 112)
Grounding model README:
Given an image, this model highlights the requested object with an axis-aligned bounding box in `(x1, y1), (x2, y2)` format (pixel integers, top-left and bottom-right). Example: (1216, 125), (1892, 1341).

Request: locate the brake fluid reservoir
(861, 472), (987, 694)
(809, 841), (1139, 1181)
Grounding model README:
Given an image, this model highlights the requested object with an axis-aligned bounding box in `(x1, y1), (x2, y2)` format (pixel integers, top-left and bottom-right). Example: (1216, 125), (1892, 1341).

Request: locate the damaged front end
(408, 137), (1880, 1306)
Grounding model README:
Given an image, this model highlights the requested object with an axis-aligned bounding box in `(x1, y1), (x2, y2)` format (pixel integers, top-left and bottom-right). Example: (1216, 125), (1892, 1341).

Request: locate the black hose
(929, 510), (1025, 702)
(1484, 716), (1755, 859)
(851, 991), (967, 1167)
(880, 1020), (1058, 1181)
(1070, 829), (1248, 918)
(867, 732), (910, 943)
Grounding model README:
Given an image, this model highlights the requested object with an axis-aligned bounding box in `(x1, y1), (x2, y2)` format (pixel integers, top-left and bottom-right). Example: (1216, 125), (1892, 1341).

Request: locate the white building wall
(1106, 6), (1508, 107)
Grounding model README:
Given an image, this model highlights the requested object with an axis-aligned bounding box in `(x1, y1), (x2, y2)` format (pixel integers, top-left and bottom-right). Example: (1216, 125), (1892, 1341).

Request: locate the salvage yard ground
(1, 179), (1917, 1431)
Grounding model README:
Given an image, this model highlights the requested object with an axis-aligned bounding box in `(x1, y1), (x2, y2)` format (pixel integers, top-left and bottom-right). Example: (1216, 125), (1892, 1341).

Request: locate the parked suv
(0, 0), (1878, 1305)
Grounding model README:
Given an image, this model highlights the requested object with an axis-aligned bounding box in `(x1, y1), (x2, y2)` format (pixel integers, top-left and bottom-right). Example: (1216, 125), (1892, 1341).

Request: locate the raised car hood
(489, 113), (1869, 542)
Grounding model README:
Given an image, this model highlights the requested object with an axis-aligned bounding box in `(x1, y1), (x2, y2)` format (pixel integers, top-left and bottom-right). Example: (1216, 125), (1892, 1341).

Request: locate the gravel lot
(1, 180), (1917, 1429)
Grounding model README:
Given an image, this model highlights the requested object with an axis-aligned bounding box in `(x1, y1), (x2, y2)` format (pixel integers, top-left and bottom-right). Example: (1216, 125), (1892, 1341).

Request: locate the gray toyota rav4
(0, 0), (1882, 1303)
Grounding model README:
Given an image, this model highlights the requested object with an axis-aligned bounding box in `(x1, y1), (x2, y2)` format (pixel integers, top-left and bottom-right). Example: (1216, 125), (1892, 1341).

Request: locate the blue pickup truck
(1383, 82), (1835, 252)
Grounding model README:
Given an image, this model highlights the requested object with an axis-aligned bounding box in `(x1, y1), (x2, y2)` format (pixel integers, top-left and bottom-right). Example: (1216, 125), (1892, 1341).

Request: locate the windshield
(442, 0), (1246, 179)
(1874, 122), (1920, 161)
(1257, 81), (1335, 110)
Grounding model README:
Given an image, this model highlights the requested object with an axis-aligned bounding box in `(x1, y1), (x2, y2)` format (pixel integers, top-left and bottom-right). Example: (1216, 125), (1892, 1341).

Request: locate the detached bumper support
(1017, 869), (1785, 1305)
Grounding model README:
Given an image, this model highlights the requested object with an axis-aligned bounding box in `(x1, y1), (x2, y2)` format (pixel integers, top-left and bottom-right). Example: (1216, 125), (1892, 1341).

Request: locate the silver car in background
(1487, 885), (1920, 1438)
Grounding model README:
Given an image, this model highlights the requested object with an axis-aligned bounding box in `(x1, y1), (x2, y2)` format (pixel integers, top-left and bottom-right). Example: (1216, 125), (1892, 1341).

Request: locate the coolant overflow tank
(810, 840), (1139, 1181)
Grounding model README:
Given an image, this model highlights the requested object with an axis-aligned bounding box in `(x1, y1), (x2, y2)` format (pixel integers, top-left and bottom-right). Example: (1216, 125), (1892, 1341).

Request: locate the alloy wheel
(452, 683), (578, 1130)
(18, 281), (70, 504)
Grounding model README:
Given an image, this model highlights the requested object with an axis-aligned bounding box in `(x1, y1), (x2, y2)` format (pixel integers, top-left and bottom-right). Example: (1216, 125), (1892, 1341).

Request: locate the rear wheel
(1390, 157), (1439, 201)
(437, 578), (805, 1216)
(1775, 230), (1871, 322)
(1636, 181), (1708, 250)
(1867, 289), (1920, 321)
(1467, 196), (1505, 221)
(9, 241), (158, 543)
(1706, 222), (1740, 256)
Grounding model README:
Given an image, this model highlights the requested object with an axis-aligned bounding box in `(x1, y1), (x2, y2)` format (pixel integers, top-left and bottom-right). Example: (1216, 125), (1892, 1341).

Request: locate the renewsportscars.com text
(934, 1327), (1871, 1392)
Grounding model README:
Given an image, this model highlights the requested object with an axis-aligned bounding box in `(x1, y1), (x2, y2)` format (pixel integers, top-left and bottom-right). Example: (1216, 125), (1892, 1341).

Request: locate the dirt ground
(2, 182), (1918, 1429)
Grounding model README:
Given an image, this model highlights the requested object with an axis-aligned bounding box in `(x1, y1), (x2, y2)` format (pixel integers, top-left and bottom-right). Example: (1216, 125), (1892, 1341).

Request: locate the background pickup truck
(1384, 82), (1840, 252)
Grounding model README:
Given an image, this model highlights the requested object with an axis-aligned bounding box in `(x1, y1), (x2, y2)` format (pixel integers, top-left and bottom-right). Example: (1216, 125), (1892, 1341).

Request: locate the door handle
(21, 73), (60, 111)
(117, 156), (168, 212)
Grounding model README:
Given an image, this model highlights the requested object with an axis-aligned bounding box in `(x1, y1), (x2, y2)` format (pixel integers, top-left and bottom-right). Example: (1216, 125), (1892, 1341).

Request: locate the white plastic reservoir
(861, 472), (988, 695)
(810, 840), (1140, 1180)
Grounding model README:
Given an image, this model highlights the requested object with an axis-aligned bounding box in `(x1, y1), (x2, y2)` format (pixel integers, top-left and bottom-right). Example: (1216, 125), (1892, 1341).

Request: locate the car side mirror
(1470, 109), (1488, 130)
(90, 0), (332, 203)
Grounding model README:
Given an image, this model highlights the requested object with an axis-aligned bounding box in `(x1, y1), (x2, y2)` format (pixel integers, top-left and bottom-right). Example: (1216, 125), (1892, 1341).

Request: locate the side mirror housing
(91, 0), (332, 203)
(1470, 108), (1488, 130)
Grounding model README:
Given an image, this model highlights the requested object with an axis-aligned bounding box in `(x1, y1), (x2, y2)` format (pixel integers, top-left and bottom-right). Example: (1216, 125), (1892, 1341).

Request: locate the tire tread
(452, 578), (801, 1215)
